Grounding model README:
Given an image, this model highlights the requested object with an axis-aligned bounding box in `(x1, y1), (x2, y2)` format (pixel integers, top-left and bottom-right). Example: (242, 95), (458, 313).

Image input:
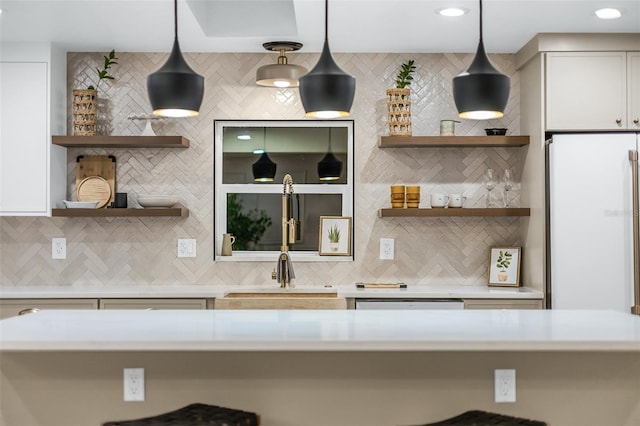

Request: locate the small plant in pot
(72, 50), (118, 136)
(328, 225), (341, 252)
(496, 250), (513, 282)
(387, 59), (416, 136)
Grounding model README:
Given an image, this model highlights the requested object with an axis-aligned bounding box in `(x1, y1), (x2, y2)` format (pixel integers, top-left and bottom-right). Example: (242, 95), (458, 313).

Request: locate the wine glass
(483, 168), (497, 208)
(503, 169), (514, 207)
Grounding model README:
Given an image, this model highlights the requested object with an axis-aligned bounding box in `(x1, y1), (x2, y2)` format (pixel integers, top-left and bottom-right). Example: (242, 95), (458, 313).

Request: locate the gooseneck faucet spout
(276, 174), (296, 288)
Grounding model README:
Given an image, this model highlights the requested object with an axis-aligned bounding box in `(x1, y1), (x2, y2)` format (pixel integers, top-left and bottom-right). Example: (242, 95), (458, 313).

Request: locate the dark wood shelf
(378, 208), (530, 218)
(52, 136), (189, 148)
(52, 206), (189, 218)
(379, 135), (529, 148)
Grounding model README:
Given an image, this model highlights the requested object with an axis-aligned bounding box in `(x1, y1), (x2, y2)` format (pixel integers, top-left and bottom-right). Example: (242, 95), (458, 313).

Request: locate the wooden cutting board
(76, 176), (112, 208)
(76, 155), (116, 206)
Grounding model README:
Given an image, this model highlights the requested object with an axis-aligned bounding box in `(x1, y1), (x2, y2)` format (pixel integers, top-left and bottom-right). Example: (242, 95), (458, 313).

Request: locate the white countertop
(1, 309), (638, 352)
(0, 285), (543, 300)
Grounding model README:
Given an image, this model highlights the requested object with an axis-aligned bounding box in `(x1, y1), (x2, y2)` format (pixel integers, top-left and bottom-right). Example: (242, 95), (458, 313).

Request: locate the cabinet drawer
(464, 299), (543, 310)
(99, 298), (207, 310)
(0, 299), (99, 319)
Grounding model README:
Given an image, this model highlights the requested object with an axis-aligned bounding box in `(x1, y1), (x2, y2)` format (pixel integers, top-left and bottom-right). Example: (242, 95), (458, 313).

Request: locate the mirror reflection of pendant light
(147, 0), (204, 117)
(298, 0), (355, 119)
(317, 128), (342, 181)
(452, 0), (510, 120)
(252, 128), (277, 182)
(256, 42), (308, 88)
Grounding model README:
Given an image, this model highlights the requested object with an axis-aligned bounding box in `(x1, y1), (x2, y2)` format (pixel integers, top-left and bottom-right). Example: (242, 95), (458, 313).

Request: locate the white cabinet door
(628, 52), (640, 129)
(0, 62), (49, 214)
(546, 52), (626, 131)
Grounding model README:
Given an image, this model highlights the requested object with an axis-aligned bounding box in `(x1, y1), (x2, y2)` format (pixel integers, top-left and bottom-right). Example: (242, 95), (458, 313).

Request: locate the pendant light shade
(252, 128), (277, 182)
(256, 42), (308, 88)
(452, 0), (510, 120)
(317, 128), (342, 181)
(147, 0), (204, 117)
(252, 152), (277, 182)
(299, 0), (355, 118)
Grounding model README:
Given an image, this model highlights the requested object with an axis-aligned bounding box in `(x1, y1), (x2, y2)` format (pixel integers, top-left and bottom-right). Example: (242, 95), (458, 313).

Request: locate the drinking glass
(503, 169), (514, 207)
(483, 168), (497, 208)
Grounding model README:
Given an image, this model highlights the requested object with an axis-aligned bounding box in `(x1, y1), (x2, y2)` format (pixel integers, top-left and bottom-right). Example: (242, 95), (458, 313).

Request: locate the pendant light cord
(174, 0), (178, 40)
(324, 0), (329, 42)
(478, 0), (483, 44)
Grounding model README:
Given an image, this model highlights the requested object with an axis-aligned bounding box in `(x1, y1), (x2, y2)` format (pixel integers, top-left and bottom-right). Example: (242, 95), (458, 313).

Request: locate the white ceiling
(0, 0), (638, 54)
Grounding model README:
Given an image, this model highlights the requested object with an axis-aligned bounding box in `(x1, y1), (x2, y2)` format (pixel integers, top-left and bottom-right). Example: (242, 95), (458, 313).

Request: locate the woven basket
(386, 88), (411, 136)
(72, 89), (97, 136)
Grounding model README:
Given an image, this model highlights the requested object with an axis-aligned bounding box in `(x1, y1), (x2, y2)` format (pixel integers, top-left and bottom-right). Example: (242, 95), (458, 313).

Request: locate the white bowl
(63, 200), (100, 209)
(137, 195), (177, 208)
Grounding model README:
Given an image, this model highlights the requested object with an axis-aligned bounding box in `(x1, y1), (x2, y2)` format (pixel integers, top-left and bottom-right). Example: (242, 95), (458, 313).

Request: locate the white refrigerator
(547, 133), (640, 314)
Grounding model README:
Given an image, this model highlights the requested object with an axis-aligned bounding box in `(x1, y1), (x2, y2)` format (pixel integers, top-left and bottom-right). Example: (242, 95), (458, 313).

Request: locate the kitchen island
(1, 309), (639, 425)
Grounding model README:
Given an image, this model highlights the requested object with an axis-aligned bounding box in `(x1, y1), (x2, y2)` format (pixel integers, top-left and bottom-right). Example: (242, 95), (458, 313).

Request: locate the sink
(216, 287), (345, 309)
(223, 287), (338, 298)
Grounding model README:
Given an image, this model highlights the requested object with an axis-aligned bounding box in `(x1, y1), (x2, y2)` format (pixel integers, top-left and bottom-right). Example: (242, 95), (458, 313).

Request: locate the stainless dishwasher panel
(355, 299), (464, 310)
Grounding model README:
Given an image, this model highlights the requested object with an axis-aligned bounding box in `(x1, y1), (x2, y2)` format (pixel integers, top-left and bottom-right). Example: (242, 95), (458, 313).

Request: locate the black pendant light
(147, 0), (204, 117)
(452, 0), (510, 120)
(318, 128), (342, 181)
(298, 0), (355, 118)
(252, 128), (277, 182)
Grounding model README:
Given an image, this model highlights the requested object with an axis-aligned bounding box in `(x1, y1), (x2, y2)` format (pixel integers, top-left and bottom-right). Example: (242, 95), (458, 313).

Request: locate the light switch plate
(177, 239), (196, 257)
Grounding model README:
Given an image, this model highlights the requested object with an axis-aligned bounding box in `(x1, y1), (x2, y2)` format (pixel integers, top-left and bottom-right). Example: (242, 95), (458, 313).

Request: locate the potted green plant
(327, 225), (341, 251)
(72, 50), (118, 136)
(496, 250), (513, 282)
(387, 59), (416, 136)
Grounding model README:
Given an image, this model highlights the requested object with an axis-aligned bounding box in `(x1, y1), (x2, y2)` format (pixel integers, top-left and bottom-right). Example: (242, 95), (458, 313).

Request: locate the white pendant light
(256, 42), (308, 88)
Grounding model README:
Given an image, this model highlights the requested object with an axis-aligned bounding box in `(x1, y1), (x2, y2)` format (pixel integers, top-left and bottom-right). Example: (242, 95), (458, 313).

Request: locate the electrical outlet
(123, 368), (145, 402)
(52, 238), (66, 259)
(379, 238), (394, 260)
(494, 369), (516, 403)
(177, 239), (196, 258)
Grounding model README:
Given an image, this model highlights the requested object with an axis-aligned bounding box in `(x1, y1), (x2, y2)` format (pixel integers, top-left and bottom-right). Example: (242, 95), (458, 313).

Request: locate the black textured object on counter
(414, 410), (546, 426)
(102, 403), (259, 426)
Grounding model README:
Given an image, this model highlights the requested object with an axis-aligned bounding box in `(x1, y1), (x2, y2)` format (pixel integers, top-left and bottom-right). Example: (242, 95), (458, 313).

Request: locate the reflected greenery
(227, 194), (272, 250)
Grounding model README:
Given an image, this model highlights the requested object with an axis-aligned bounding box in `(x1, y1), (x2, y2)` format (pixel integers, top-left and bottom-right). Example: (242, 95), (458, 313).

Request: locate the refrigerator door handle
(630, 150), (640, 315)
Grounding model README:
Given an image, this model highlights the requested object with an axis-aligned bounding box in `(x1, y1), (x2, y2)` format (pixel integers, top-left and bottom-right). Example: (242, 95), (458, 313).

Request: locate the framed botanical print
(318, 216), (352, 256)
(488, 247), (522, 287)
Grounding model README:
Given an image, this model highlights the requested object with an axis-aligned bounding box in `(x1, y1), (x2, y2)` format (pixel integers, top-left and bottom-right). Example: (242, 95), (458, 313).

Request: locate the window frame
(213, 119), (355, 262)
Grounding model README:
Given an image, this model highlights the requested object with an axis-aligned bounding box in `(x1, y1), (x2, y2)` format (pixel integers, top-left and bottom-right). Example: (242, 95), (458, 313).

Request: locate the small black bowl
(485, 128), (508, 136)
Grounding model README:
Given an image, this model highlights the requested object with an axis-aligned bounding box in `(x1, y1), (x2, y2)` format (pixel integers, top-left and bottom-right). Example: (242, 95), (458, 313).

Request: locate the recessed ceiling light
(437, 7), (467, 17)
(595, 8), (622, 19)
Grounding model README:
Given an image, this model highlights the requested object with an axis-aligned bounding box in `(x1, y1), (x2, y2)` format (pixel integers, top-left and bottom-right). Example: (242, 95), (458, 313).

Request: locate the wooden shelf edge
(378, 208), (531, 218)
(379, 135), (529, 148)
(52, 135), (189, 148)
(52, 206), (189, 218)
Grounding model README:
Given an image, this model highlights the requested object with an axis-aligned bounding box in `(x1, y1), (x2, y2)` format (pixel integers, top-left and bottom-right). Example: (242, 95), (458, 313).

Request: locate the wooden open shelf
(378, 208), (530, 218)
(52, 136), (189, 148)
(379, 135), (529, 148)
(52, 206), (189, 218)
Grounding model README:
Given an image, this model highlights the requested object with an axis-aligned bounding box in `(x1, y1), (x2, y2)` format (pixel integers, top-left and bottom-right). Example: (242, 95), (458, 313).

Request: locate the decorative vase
(72, 89), (97, 136)
(386, 88), (411, 136)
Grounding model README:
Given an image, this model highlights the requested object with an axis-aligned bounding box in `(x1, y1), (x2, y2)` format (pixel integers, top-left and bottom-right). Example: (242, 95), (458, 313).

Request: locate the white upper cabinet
(0, 43), (67, 216)
(628, 52), (640, 129)
(546, 51), (632, 131)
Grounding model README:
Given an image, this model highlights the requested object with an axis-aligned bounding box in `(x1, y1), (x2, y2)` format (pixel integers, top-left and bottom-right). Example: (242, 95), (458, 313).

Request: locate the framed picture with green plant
(488, 246), (521, 287)
(318, 216), (352, 256)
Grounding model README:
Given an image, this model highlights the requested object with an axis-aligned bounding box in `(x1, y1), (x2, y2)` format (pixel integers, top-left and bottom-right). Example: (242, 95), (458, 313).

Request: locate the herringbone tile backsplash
(0, 51), (524, 288)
